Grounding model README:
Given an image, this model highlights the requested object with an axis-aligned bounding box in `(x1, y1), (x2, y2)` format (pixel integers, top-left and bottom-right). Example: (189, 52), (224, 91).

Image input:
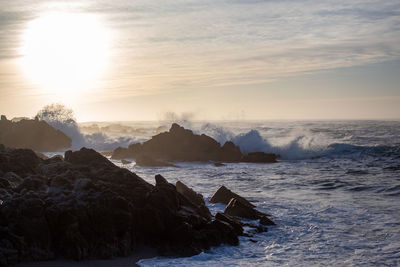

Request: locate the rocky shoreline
(0, 145), (275, 266)
(0, 116), (71, 152)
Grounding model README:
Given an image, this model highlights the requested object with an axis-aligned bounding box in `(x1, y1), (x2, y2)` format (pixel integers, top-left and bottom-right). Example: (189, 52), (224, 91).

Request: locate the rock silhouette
(111, 123), (277, 164)
(0, 116), (71, 152)
(0, 145), (242, 265)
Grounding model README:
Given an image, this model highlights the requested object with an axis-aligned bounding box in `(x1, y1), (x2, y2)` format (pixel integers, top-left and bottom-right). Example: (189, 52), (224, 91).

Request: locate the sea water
(99, 120), (399, 267)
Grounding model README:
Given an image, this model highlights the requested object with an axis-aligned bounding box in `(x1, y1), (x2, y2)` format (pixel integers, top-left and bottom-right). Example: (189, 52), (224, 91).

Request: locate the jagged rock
(241, 152), (277, 163)
(215, 212), (243, 235)
(0, 146), (242, 265)
(224, 198), (270, 220)
(259, 216), (276, 226)
(210, 185), (255, 208)
(111, 123), (278, 163)
(176, 181), (212, 220)
(0, 117), (71, 151)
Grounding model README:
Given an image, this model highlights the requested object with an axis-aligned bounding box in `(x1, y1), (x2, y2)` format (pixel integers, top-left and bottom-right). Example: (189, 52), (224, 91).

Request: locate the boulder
(224, 198), (270, 220)
(210, 185), (255, 208)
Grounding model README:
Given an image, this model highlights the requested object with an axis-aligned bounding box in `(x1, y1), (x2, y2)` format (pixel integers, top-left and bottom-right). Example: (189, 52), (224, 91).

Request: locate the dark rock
(65, 148), (114, 168)
(176, 181), (205, 207)
(215, 212), (243, 235)
(111, 124), (278, 164)
(136, 155), (178, 167)
(210, 185), (255, 208)
(259, 216), (276, 226)
(214, 162), (225, 167)
(176, 181), (212, 220)
(0, 117), (71, 151)
(0, 147), (245, 264)
(241, 152), (278, 163)
(224, 198), (270, 220)
(3, 172), (23, 188)
(0, 147), (43, 177)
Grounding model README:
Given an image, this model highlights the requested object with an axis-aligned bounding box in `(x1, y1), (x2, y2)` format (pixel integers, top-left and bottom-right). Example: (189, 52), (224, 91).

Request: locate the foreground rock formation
(0, 116), (71, 152)
(112, 123), (278, 164)
(0, 145), (244, 265)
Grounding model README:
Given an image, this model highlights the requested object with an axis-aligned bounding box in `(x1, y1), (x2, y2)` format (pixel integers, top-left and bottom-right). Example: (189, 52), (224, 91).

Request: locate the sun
(20, 12), (111, 95)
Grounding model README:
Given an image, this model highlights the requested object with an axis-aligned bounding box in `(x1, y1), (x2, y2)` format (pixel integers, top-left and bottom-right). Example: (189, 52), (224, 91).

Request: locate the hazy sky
(0, 0), (399, 121)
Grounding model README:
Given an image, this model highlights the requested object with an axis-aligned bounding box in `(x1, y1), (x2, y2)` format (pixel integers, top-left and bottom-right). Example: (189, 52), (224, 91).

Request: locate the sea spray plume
(158, 111), (195, 129)
(199, 123), (235, 145)
(231, 127), (331, 160)
(36, 104), (85, 149)
(36, 104), (135, 151)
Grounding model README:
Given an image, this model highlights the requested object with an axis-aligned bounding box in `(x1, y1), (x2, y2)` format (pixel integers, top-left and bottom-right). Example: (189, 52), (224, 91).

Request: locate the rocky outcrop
(210, 185), (275, 225)
(210, 185), (255, 208)
(0, 116), (71, 152)
(224, 198), (271, 220)
(0, 146), (244, 265)
(111, 123), (278, 164)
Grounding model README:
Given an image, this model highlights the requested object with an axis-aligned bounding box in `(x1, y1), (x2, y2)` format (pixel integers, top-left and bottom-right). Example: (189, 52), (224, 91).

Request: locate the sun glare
(20, 12), (111, 95)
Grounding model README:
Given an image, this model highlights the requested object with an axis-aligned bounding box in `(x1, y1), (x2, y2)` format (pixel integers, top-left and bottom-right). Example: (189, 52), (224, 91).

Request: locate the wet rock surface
(0, 146), (244, 265)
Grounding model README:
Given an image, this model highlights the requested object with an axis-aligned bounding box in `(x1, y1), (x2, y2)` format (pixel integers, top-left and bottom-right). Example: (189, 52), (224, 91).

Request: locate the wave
(199, 123), (400, 160)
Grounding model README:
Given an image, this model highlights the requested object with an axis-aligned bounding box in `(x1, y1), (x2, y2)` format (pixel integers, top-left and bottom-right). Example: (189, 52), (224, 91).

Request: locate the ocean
(55, 120), (400, 266)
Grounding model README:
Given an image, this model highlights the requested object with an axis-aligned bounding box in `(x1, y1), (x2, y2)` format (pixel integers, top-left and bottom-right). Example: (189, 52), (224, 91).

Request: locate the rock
(176, 181), (212, 220)
(155, 174), (169, 186)
(0, 146), (245, 264)
(210, 185), (255, 208)
(241, 152), (277, 163)
(3, 172), (23, 188)
(224, 198), (269, 220)
(121, 159), (131, 164)
(111, 123), (278, 163)
(0, 117), (71, 151)
(259, 216), (276, 226)
(214, 162), (225, 167)
(135, 155), (178, 167)
(176, 181), (205, 207)
(0, 147), (43, 177)
(215, 212), (243, 235)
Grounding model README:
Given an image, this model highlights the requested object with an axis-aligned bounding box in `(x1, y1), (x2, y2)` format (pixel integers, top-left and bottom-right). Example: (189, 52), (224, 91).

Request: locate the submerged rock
(0, 117), (71, 151)
(0, 146), (242, 265)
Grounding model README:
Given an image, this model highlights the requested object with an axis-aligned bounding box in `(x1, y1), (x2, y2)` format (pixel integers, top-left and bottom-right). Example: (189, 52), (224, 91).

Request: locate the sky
(0, 0), (399, 121)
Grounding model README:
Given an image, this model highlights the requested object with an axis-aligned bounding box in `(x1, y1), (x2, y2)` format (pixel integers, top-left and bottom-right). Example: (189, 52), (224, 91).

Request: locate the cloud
(1, 0), (400, 98)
